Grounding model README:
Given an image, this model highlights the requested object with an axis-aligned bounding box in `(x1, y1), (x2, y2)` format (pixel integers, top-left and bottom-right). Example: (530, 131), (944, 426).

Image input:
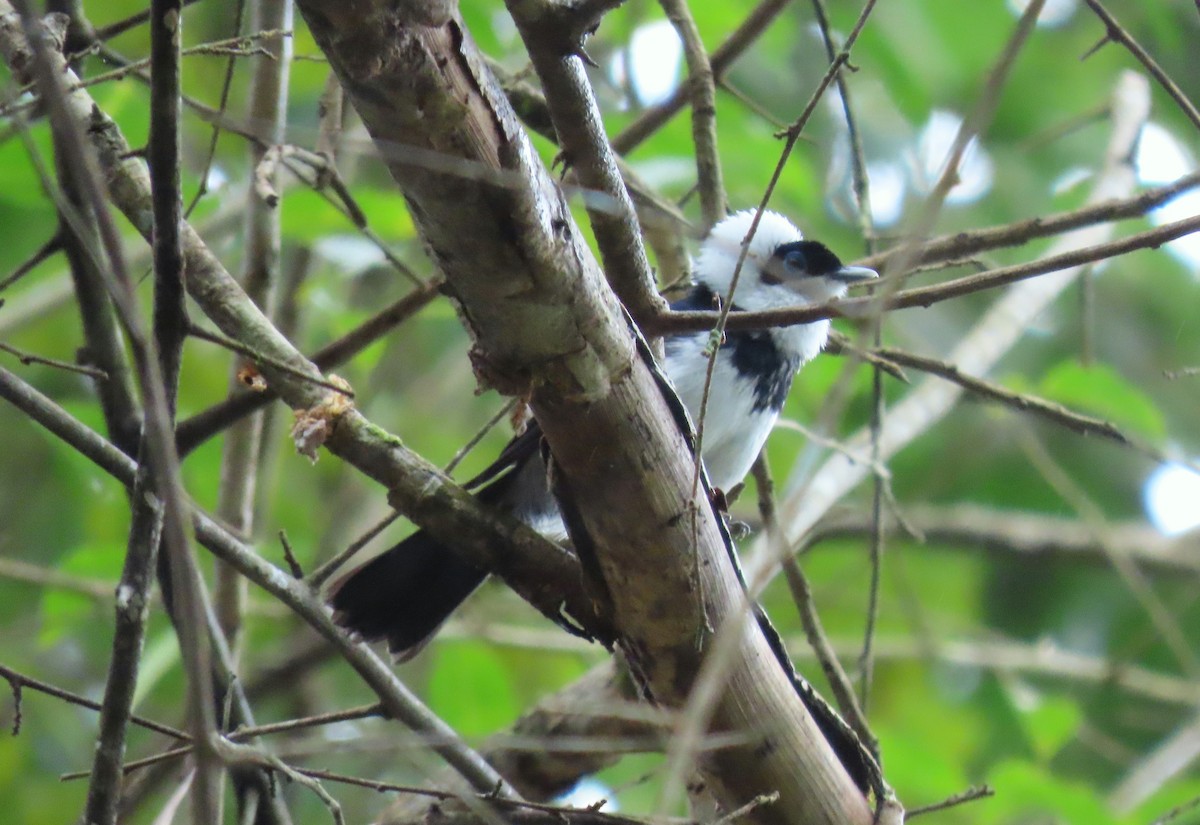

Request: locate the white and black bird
(330, 209), (876, 659)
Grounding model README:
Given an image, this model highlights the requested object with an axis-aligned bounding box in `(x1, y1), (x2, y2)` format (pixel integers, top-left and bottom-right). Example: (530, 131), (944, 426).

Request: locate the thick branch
(506, 0), (665, 323)
(294, 3), (872, 823)
(0, 9), (608, 797)
(0, 6), (603, 667)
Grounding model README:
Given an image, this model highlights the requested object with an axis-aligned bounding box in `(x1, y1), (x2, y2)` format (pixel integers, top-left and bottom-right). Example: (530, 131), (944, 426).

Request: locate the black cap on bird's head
(695, 209), (877, 312)
(766, 240), (878, 286)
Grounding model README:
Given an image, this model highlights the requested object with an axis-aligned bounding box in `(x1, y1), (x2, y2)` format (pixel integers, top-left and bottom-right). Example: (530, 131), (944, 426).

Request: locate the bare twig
(1081, 0), (1200, 133)
(60, 704), (387, 780)
(90, 0), (204, 41)
(0, 233), (59, 291)
(0, 363), (516, 797)
(660, 0), (725, 231)
(752, 456), (877, 756)
(869, 345), (1138, 446)
(809, 0), (886, 714)
(0, 339), (107, 378)
(809, 503), (1200, 576)
(182, 0), (246, 218)
(444, 398), (519, 476)
(0, 663), (188, 740)
(652, 210), (1200, 336)
(187, 322), (355, 398)
(906, 785), (994, 819)
(612, 0), (792, 155)
(214, 0), (293, 685)
(806, 10), (882, 672)
(279, 530), (304, 578)
(305, 509), (403, 589)
(176, 278), (442, 454)
(859, 170), (1200, 272)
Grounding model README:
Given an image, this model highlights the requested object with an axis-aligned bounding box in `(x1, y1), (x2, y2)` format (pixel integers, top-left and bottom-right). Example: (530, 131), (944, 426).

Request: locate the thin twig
(176, 279), (441, 455)
(444, 398), (518, 476)
(0, 233), (60, 291)
(1018, 429), (1200, 679)
(0, 663), (188, 740)
(279, 531), (304, 578)
(807, 0), (883, 713)
(268, 145), (424, 287)
(1081, 0), (1200, 133)
(752, 456), (878, 756)
(0, 339), (107, 379)
(859, 170), (1200, 272)
(90, 0), (204, 41)
(61, 704), (387, 780)
(218, 738), (344, 825)
(660, 0), (725, 231)
(187, 322), (355, 398)
(305, 509), (404, 589)
(613, 0), (793, 155)
(871, 345), (1136, 446)
(906, 785), (994, 818)
(183, 0), (246, 218)
(653, 211), (1200, 335)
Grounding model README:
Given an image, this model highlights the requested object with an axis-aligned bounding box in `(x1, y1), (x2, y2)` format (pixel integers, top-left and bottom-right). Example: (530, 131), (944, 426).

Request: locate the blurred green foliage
(1, 1), (1199, 823)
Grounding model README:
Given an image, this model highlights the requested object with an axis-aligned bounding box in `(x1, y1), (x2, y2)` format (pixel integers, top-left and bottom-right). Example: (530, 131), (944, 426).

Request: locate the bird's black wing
(329, 410), (573, 660)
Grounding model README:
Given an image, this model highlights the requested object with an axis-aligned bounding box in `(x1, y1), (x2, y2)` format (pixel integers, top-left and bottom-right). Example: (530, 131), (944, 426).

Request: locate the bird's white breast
(664, 333), (784, 491)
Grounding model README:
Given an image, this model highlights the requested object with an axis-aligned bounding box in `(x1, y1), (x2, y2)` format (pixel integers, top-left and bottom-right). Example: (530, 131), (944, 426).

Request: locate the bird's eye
(783, 249), (807, 272)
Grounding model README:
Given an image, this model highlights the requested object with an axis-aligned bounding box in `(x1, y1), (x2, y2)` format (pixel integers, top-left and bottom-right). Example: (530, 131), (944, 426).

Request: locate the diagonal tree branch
(505, 0), (665, 324)
(292, 2), (873, 823)
(0, 361), (513, 799)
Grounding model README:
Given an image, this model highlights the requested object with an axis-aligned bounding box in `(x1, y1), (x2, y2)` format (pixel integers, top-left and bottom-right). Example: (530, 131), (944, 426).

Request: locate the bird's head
(694, 209), (877, 312)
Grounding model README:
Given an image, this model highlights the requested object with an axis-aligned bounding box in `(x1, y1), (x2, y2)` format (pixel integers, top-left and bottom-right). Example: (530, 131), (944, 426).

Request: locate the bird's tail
(328, 529), (487, 661)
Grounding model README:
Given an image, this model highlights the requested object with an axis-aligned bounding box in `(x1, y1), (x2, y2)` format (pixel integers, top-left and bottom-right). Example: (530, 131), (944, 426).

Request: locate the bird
(329, 209), (877, 660)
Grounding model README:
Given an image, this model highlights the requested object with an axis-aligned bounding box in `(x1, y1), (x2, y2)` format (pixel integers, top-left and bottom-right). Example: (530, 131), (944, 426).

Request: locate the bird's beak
(830, 265), (878, 283)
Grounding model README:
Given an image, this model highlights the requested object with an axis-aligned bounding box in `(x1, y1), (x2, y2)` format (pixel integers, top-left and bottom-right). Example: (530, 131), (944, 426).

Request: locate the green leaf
(1017, 694), (1081, 762)
(1037, 361), (1166, 442)
(979, 760), (1121, 825)
(427, 640), (518, 737)
(279, 188), (415, 243)
(37, 542), (119, 648)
